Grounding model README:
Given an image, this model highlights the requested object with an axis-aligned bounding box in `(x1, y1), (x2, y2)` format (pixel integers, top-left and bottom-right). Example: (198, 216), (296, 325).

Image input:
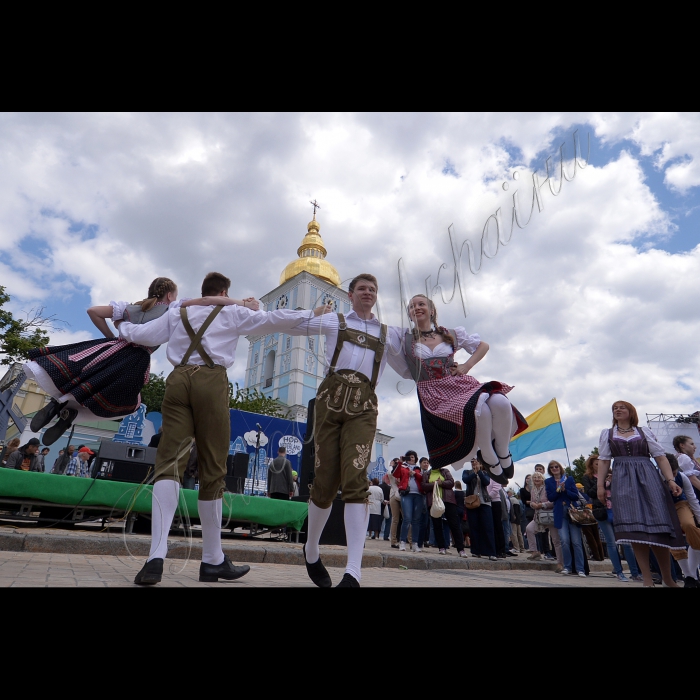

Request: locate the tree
(228, 382), (288, 418)
(140, 372), (166, 413)
(567, 446), (599, 482)
(0, 286), (54, 365)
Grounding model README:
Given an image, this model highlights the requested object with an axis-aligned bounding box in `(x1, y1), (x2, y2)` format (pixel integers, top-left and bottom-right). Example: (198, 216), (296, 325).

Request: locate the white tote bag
(430, 480), (445, 518)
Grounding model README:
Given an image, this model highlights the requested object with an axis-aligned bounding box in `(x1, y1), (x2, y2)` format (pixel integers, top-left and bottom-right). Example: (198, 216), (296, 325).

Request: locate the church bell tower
(244, 203), (351, 421)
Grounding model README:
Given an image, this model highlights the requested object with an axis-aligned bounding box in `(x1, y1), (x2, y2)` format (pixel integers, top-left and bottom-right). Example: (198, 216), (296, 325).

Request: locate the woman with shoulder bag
(461, 455), (498, 560)
(546, 460), (586, 577)
(422, 464), (467, 557)
(525, 471), (563, 570)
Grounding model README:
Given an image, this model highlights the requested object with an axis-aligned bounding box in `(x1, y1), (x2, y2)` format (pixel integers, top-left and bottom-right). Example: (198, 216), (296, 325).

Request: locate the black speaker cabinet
(231, 452), (249, 479)
(296, 496), (346, 546)
(92, 440), (157, 483)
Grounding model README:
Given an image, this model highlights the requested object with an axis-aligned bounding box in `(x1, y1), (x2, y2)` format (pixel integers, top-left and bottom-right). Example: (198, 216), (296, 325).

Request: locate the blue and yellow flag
(509, 398), (566, 462)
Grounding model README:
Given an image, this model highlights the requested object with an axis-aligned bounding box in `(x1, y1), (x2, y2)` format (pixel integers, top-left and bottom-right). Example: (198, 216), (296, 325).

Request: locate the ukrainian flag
(509, 398), (566, 462)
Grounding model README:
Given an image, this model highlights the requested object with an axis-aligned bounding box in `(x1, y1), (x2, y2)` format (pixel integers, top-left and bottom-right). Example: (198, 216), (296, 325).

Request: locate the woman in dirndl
(25, 277), (257, 445)
(398, 294), (527, 484)
(596, 400), (685, 587)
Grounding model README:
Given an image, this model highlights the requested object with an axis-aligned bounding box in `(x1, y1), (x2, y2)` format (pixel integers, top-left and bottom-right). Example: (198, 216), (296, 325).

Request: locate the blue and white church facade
(244, 213), (393, 469)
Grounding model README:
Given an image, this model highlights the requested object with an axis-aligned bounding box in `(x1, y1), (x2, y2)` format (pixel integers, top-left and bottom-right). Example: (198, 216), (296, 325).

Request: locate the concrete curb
(0, 530), (618, 573)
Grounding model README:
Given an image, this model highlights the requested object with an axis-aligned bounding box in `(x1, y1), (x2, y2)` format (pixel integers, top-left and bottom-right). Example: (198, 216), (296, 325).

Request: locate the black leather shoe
(336, 573), (360, 588)
(684, 576), (699, 588)
(391, 544), (399, 549)
(303, 544), (332, 587)
(30, 398), (61, 432)
(42, 406), (79, 446)
(497, 451), (515, 480)
(199, 554), (250, 582)
(477, 449), (508, 485)
(134, 558), (163, 585)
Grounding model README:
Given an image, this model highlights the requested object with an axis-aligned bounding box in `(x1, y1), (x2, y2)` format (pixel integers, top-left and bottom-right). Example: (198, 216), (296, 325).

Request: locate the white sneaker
(399, 542), (406, 551)
(560, 569), (571, 575)
(412, 544), (423, 552)
(459, 551), (468, 558)
(578, 572), (587, 578)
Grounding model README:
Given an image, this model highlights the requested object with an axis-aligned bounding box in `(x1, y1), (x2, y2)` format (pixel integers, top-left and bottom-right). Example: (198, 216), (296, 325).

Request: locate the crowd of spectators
(369, 439), (700, 586)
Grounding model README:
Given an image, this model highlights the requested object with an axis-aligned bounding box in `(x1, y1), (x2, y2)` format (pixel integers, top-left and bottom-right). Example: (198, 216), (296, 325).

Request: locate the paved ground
(0, 521), (642, 587)
(0, 550), (638, 587)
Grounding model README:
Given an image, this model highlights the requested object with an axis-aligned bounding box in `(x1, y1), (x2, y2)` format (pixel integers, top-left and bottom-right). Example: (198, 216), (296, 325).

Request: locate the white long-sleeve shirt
(293, 311), (406, 384)
(119, 305), (316, 369)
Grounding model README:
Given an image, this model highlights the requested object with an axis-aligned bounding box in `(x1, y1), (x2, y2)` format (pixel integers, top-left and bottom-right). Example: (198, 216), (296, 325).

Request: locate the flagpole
(554, 398), (572, 467)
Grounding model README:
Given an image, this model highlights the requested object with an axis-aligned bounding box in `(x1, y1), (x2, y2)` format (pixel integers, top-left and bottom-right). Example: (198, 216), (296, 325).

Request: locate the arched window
(263, 350), (275, 388)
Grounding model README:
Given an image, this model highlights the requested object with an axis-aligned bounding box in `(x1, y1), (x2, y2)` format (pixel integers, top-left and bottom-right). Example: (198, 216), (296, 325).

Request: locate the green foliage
(229, 382), (288, 418)
(566, 446), (599, 482)
(0, 286), (50, 365)
(141, 372), (166, 413)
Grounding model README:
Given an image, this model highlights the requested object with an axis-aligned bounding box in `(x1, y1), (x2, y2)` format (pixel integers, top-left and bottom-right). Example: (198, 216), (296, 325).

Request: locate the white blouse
(411, 327), (481, 358)
(597, 426), (666, 460)
(677, 453), (700, 478)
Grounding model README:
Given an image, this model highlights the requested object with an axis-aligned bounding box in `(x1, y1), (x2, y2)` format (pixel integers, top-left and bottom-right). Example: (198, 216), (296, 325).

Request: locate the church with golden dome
(244, 204), (394, 474)
(244, 208), (351, 421)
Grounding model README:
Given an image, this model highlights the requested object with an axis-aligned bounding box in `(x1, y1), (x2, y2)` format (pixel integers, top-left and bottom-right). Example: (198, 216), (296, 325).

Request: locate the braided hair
(135, 277), (178, 312)
(408, 294), (455, 350)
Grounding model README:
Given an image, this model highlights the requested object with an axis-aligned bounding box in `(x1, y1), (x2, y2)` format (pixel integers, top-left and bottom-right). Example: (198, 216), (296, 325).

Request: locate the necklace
(419, 329), (437, 339)
(617, 426), (634, 434)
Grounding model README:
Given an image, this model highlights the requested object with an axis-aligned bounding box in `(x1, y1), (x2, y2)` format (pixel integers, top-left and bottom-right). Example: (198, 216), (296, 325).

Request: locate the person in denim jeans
(545, 460), (586, 577)
(583, 456), (641, 581)
(395, 451), (425, 552)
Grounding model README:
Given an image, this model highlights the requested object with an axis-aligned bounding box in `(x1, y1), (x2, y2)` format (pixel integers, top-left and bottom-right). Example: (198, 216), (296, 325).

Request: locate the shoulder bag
(537, 507), (555, 526)
(465, 476), (483, 509)
(568, 496), (598, 526)
(430, 481), (445, 518)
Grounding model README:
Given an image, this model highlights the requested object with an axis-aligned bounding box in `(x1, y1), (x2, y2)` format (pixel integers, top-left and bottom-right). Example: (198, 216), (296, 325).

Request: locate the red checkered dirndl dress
(404, 332), (527, 469)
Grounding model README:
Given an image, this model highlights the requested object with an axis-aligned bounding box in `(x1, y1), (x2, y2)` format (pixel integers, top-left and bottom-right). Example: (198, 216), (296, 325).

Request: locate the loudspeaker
(231, 452), (249, 479)
(92, 440), (157, 483)
(299, 398), (315, 498)
(224, 453), (249, 493)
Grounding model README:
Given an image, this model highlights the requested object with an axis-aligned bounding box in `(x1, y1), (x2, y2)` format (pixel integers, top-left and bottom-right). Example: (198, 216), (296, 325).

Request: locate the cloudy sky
(1, 112), (699, 487)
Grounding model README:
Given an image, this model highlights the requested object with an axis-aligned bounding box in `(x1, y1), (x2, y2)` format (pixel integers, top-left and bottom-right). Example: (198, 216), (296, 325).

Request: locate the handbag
(465, 476), (483, 509)
(568, 503), (598, 526)
(430, 481), (445, 518)
(465, 494), (481, 509)
(537, 508), (555, 526)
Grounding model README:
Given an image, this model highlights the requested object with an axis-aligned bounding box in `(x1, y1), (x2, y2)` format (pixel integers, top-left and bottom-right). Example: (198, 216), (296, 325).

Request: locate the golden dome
(280, 218), (341, 287)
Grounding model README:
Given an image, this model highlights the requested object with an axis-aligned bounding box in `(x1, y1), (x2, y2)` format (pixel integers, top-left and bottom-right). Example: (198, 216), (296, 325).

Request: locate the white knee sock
(677, 556), (692, 578)
(487, 393), (514, 470)
(688, 548), (700, 579)
(199, 498), (225, 565)
(148, 480), (180, 561)
(344, 502), (370, 582)
(475, 403), (501, 474)
(305, 501), (332, 563)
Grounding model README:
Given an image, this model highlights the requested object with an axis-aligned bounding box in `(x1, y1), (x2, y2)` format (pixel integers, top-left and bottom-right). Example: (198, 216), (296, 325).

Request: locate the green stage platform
(0, 469), (308, 531)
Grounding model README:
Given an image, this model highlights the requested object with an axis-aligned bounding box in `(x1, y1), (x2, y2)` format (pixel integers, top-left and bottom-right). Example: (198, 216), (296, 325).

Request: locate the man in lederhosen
(295, 274), (405, 587)
(119, 272), (331, 586)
